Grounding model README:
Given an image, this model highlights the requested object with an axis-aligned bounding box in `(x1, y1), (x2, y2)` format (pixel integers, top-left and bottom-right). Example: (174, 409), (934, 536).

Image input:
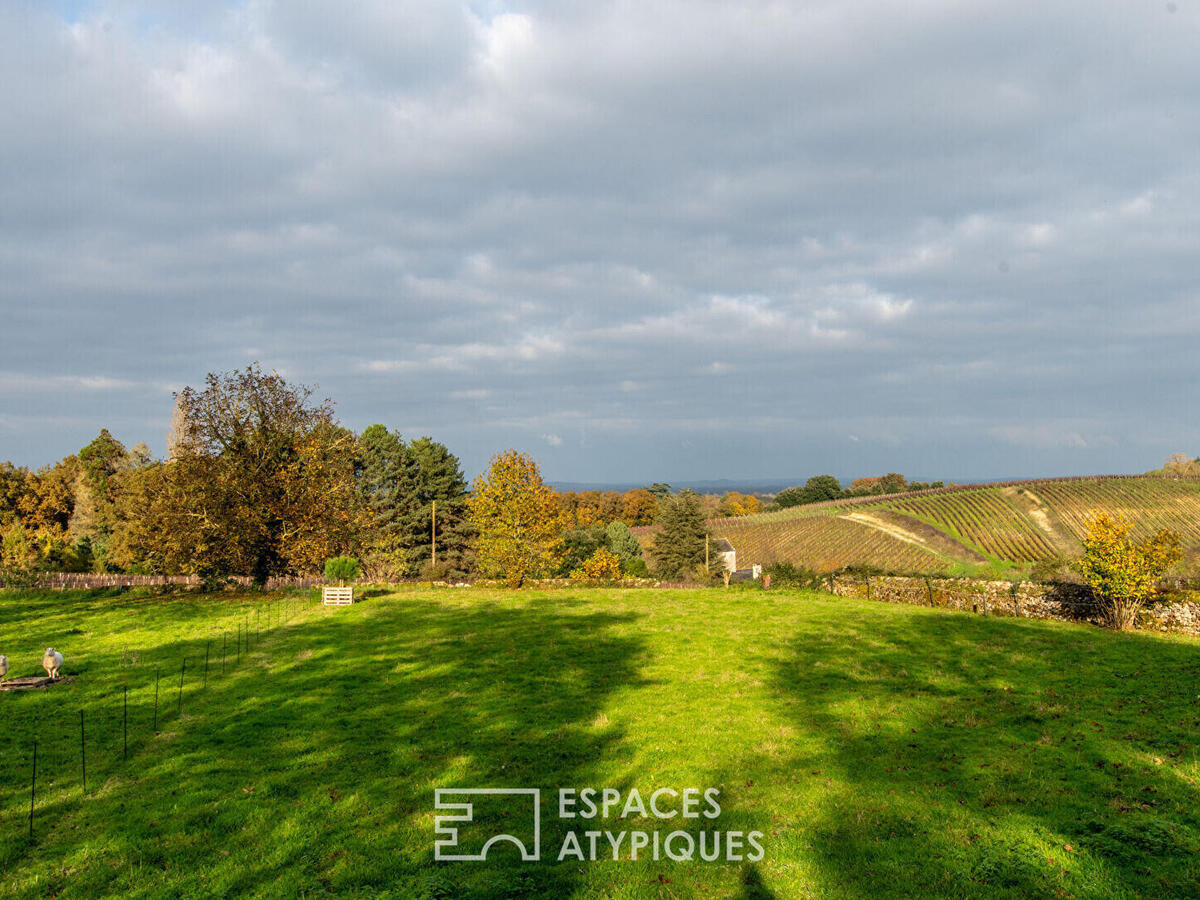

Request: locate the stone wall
(4, 573), (331, 591)
(829, 575), (1200, 636)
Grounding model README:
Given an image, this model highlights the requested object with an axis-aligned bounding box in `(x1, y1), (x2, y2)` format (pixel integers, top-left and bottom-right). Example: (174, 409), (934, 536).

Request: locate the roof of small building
(712, 538), (735, 553)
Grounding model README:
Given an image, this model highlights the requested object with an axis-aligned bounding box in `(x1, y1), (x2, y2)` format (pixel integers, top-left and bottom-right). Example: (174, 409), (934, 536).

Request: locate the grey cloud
(1, 1), (1198, 481)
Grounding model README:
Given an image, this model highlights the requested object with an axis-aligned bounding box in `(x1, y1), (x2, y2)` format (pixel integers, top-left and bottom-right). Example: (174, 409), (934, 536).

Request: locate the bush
(1029, 556), (1072, 582)
(1074, 513), (1181, 630)
(838, 563), (886, 579)
(419, 559), (451, 581)
(200, 572), (232, 593)
(605, 520), (641, 561)
(570, 547), (622, 582)
(557, 524), (606, 576)
(324, 556), (361, 582)
(622, 556), (650, 578)
(763, 562), (821, 588)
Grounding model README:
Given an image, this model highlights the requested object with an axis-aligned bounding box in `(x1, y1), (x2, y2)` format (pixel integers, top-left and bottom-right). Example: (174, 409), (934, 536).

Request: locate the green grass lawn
(1, 585), (1198, 899)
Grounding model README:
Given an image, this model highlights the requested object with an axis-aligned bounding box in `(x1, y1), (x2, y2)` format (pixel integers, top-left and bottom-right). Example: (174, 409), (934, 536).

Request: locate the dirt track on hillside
(844, 511), (988, 564)
(1002, 486), (1077, 557)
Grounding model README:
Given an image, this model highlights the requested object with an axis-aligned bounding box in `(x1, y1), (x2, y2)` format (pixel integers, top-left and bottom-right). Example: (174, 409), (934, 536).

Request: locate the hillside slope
(708, 475), (1200, 574)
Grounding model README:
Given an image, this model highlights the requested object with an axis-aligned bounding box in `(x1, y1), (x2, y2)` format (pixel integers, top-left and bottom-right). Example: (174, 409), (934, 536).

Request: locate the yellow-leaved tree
(571, 547), (622, 582)
(1075, 513), (1181, 630)
(468, 450), (562, 587)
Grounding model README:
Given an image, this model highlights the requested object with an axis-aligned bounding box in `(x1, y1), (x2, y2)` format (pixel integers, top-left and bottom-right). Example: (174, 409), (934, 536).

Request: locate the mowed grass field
(1, 586), (1199, 899)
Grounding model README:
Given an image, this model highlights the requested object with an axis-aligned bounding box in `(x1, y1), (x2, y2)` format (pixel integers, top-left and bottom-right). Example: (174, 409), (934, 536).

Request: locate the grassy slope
(711, 476), (1200, 572)
(2, 586), (1199, 899)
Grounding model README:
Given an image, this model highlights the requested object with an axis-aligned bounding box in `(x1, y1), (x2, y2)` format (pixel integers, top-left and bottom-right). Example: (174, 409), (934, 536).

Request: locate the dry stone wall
(830, 575), (1200, 636)
(4, 573), (331, 590)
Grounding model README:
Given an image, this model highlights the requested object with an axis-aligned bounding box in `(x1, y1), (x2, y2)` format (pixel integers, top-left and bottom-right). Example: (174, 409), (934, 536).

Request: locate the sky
(1, 1), (1198, 485)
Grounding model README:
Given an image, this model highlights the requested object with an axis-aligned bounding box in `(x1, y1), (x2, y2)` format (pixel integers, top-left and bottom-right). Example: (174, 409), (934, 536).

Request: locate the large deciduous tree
(116, 365), (361, 581)
(621, 488), (658, 525)
(468, 449), (562, 587)
(0, 462), (30, 526)
(800, 475), (842, 505)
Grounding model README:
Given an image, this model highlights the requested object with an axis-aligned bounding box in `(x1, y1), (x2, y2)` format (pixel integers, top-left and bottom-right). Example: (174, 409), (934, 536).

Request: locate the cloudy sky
(1, 1), (1197, 484)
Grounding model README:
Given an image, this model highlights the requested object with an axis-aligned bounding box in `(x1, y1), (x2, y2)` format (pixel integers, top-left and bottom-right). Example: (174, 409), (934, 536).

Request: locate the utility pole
(705, 534), (710, 571)
(431, 500), (437, 568)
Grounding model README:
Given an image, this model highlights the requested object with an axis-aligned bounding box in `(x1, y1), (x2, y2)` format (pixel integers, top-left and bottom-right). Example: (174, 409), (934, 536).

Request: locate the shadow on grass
(736, 864), (778, 899)
(1, 592), (648, 898)
(768, 609), (1200, 898)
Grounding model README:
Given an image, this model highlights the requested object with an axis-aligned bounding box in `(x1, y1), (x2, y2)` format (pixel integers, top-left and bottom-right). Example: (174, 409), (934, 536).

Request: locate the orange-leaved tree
(1075, 513), (1181, 630)
(468, 449), (563, 587)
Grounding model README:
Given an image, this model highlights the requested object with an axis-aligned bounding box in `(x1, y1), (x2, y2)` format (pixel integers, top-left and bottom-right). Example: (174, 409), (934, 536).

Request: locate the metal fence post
(79, 709), (86, 792)
(29, 739), (37, 838)
(178, 659), (186, 714)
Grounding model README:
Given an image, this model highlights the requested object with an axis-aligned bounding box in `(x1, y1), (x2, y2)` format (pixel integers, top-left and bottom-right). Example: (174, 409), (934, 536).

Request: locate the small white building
(711, 538), (736, 573)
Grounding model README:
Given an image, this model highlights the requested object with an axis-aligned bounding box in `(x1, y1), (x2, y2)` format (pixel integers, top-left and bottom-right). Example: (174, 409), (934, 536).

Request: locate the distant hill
(705, 475), (1200, 575)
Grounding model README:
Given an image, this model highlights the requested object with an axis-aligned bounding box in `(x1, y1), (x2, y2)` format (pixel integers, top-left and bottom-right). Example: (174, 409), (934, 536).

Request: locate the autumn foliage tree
(716, 491), (762, 517)
(570, 547), (622, 581)
(468, 449), (562, 587)
(1075, 513), (1181, 630)
(114, 366), (362, 581)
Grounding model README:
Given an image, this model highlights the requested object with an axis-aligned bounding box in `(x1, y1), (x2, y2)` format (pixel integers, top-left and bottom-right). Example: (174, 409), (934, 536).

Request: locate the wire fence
(2, 594), (315, 842)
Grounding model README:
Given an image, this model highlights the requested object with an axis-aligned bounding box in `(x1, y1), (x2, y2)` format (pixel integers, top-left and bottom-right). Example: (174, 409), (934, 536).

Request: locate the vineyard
(1028, 478), (1200, 542)
(714, 514), (952, 573)
(706, 475), (1200, 574)
(883, 490), (1058, 562)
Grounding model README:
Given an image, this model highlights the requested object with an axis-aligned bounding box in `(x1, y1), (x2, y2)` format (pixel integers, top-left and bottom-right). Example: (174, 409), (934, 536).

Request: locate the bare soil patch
(844, 511), (988, 563)
(1003, 486), (1077, 556)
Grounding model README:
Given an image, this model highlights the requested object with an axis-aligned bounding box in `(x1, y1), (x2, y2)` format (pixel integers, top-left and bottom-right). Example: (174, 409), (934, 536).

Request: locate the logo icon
(434, 788), (541, 861)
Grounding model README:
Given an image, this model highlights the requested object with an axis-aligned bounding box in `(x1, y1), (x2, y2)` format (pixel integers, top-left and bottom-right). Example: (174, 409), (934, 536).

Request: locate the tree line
(773, 473), (946, 508)
(0, 366), (727, 586)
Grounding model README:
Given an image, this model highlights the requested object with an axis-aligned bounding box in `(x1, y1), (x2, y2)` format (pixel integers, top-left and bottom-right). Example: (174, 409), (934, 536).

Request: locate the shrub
(839, 562), (886, 579)
(419, 559), (451, 581)
(605, 520), (641, 562)
(1029, 556), (1072, 582)
(324, 556), (361, 582)
(571, 547), (622, 582)
(1074, 513), (1181, 630)
(200, 572), (232, 592)
(764, 561), (820, 588)
(557, 523), (606, 576)
(622, 556), (650, 578)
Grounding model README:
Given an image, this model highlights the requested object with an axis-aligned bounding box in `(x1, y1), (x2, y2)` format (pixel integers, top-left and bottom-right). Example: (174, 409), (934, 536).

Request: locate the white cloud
(989, 424), (1090, 450)
(0, 373), (137, 393)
